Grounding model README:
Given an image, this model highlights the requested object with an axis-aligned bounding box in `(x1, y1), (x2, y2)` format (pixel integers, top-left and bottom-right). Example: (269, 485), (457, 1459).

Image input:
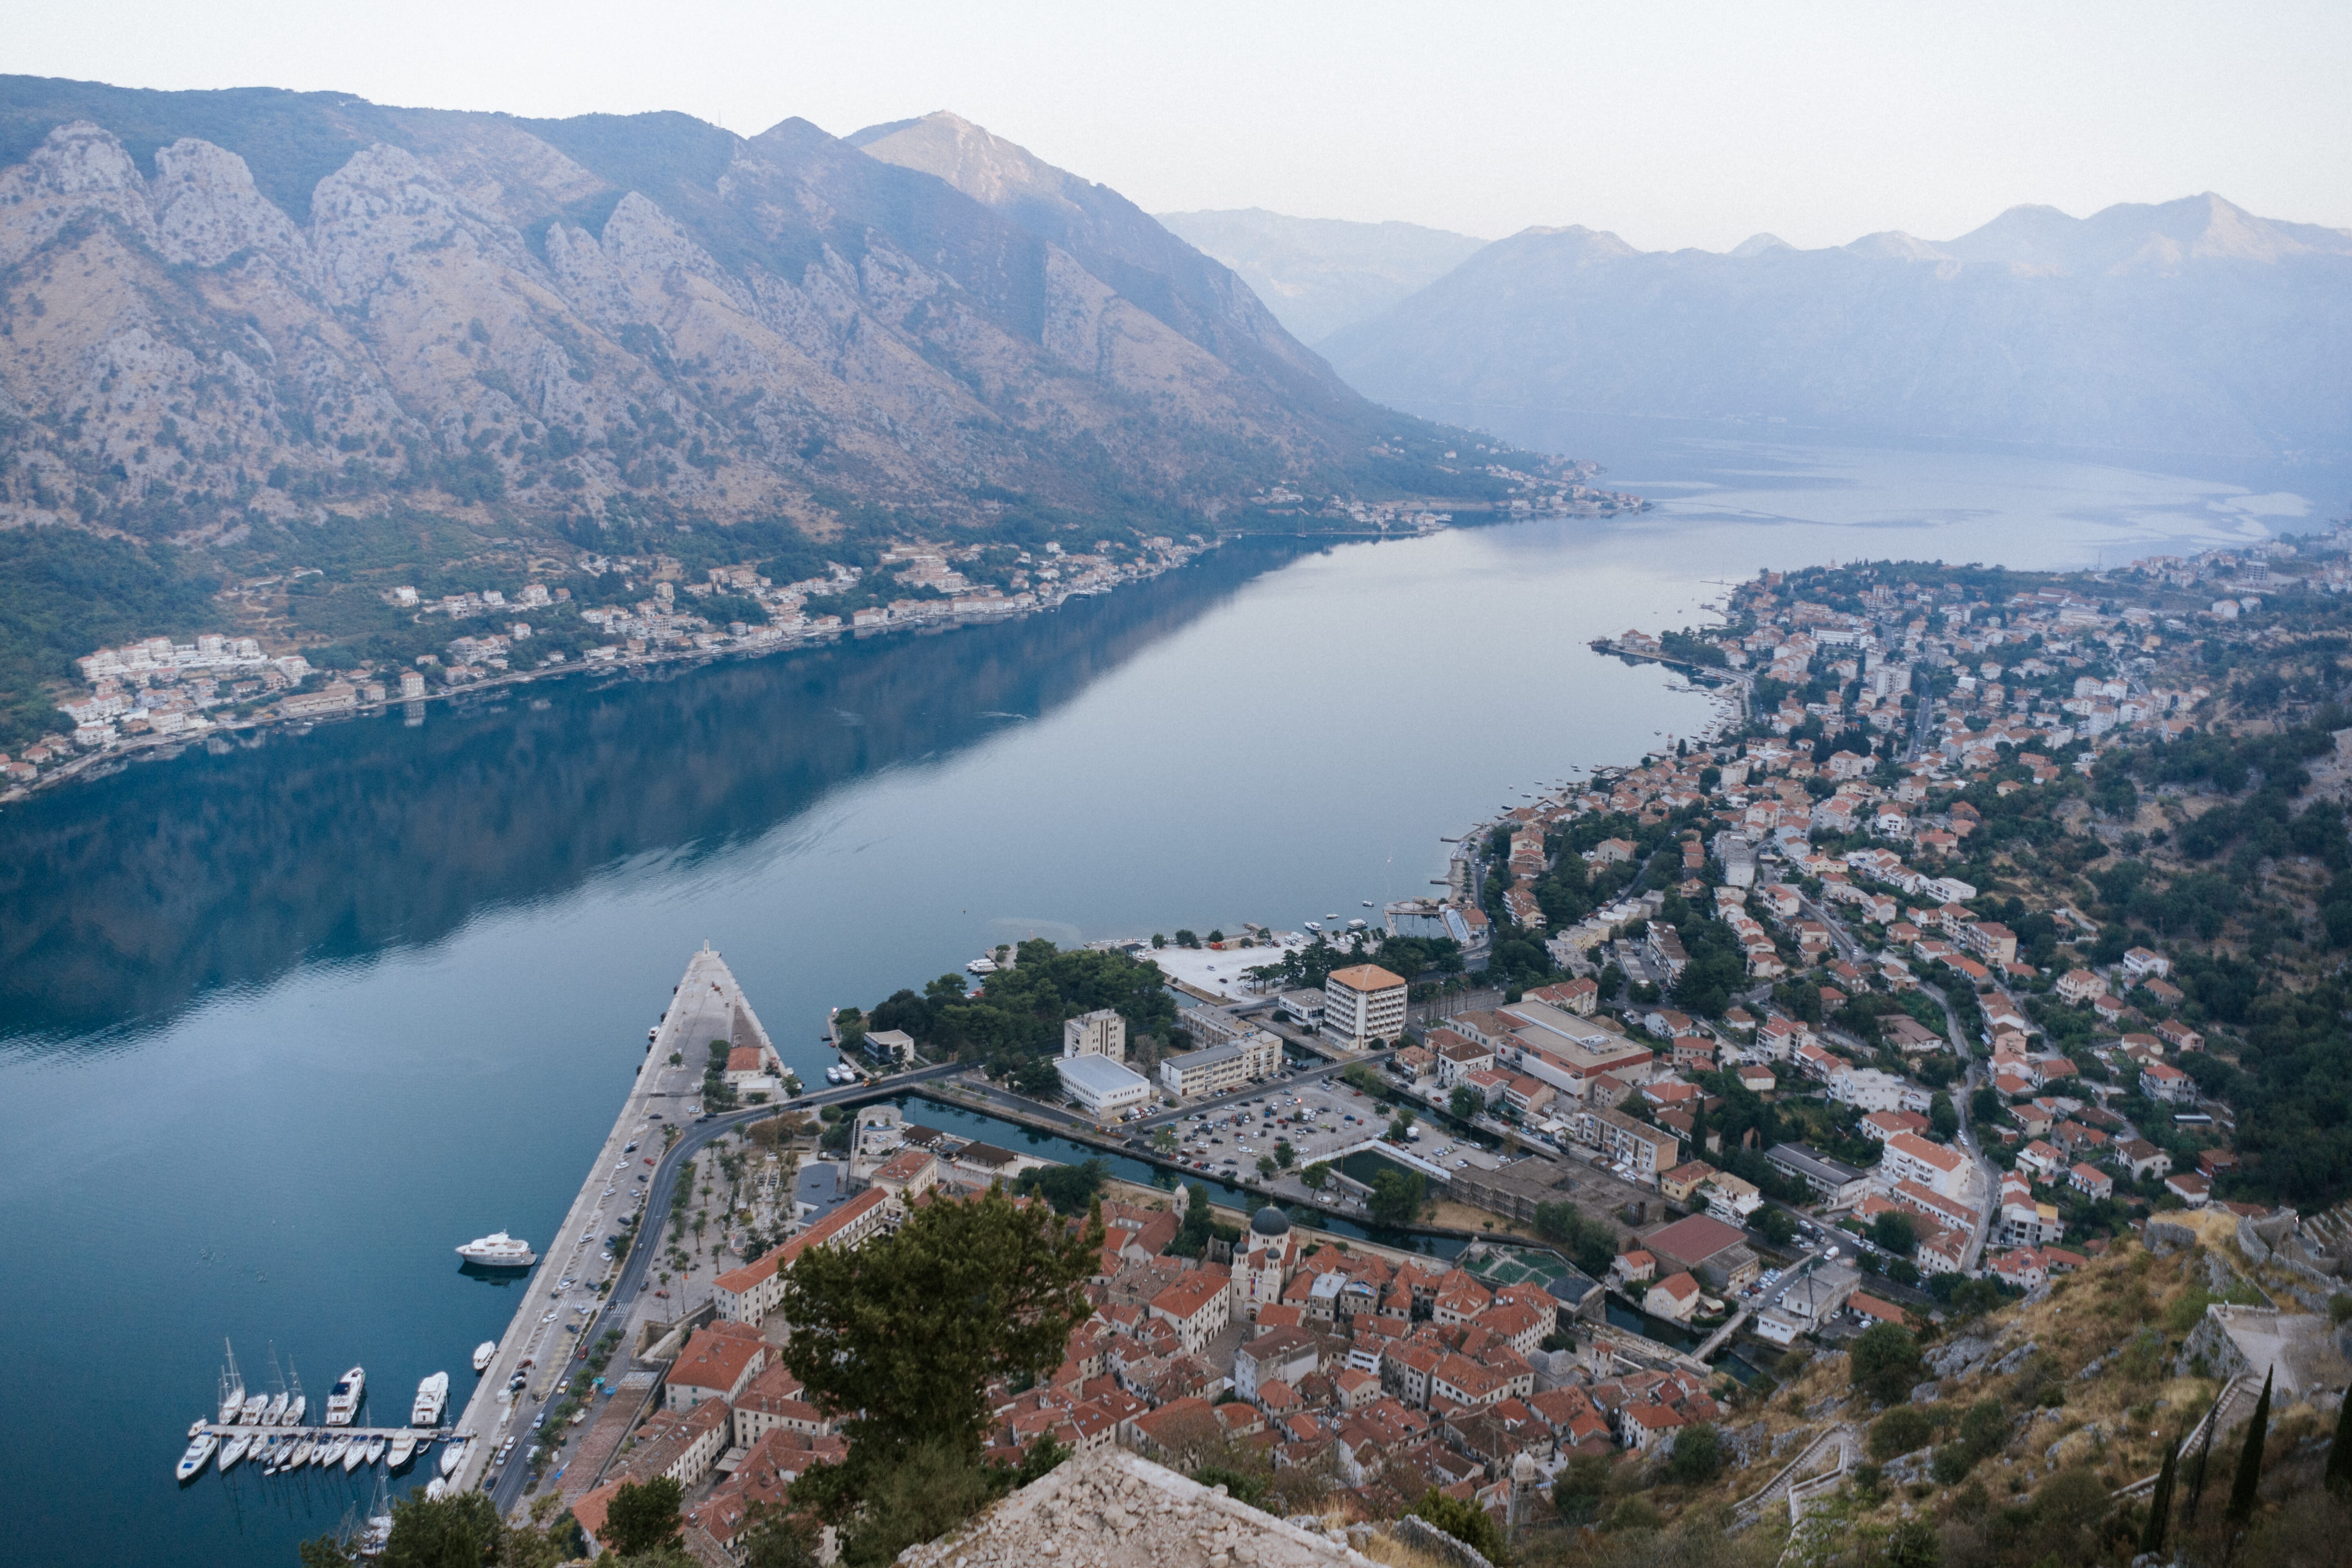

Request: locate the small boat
(472, 1341), (497, 1374)
(218, 1433), (252, 1472)
(424, 1477), (449, 1501)
(265, 1391), (290, 1425)
(176, 1433), (218, 1482)
(292, 1438), (316, 1467)
(387, 1434), (416, 1470)
(1362, 900), (1374, 907)
(439, 1439), (468, 1478)
(286, 1360), (307, 1426)
(965, 956), (997, 974)
(1303, 921), (1321, 932)
(1325, 912), (1339, 919)
(325, 1366), (366, 1425)
(412, 1372), (450, 1427)
(343, 1437), (368, 1472)
(241, 1391), (270, 1424)
(319, 1436), (350, 1468)
(455, 1231), (537, 1268)
(364, 1436), (388, 1466)
(189, 1416), (208, 1439)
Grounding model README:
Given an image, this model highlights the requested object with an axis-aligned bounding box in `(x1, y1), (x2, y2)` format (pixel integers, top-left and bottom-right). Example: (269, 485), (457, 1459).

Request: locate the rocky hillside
(1322, 193), (2352, 460)
(0, 78), (1503, 551)
(1154, 208), (1487, 346)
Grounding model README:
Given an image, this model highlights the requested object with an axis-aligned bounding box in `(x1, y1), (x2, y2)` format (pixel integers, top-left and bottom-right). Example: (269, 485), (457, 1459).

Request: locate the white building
(1159, 1031), (1283, 1099)
(1323, 964), (1408, 1050)
(1879, 1131), (1969, 1200)
(1828, 1066), (1931, 1114)
(1062, 1008), (1128, 1062)
(1054, 1053), (1155, 1117)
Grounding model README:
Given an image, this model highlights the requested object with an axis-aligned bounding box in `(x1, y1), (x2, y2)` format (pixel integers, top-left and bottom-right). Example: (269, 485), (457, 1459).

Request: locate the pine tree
(2225, 1368), (2274, 1527)
(2327, 1382), (2352, 1497)
(2140, 1436), (2179, 1556)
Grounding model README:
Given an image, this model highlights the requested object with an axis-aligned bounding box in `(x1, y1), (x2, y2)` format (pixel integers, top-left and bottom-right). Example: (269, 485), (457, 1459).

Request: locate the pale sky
(12, 0), (2349, 252)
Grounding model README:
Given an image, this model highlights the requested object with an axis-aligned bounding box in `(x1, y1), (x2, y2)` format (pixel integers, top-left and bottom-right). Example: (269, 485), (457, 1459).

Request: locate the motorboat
(424, 1477), (450, 1501)
(343, 1437), (368, 1472)
(241, 1391), (270, 1424)
(438, 1438), (468, 1478)
(412, 1372), (450, 1427)
(176, 1432), (218, 1482)
(218, 1432), (252, 1472)
(291, 1438), (316, 1467)
(387, 1434), (416, 1470)
(364, 1436), (388, 1466)
(455, 1231), (538, 1268)
(325, 1366), (366, 1426)
(472, 1340), (497, 1374)
(1302, 921), (1321, 932)
(965, 955), (997, 974)
(318, 1435), (350, 1468)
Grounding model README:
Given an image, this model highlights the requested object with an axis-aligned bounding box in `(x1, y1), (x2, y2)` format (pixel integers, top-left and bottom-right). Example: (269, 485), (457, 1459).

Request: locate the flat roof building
(1055, 1053), (1155, 1117)
(1159, 1030), (1282, 1099)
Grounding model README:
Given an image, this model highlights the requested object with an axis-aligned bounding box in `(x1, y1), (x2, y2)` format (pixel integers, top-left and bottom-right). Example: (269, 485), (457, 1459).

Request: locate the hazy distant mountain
(0, 79), (1489, 546)
(1322, 194), (2352, 459)
(1152, 208), (1488, 345)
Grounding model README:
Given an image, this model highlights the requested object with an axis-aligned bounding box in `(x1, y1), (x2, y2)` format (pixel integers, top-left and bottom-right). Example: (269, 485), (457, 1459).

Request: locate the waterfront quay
(447, 944), (766, 1498)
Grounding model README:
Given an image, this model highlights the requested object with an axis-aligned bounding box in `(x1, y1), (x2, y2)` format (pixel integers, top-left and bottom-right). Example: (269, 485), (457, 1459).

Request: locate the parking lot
(1159, 1076), (1507, 1182)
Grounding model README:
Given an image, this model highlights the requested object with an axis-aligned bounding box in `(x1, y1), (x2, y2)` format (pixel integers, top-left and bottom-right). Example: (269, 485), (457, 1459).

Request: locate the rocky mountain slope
(1153, 207), (1487, 346)
(1321, 194), (2352, 460)
(0, 78), (1494, 553)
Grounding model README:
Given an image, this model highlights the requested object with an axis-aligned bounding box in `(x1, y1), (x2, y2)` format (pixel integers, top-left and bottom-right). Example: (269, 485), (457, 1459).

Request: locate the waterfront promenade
(447, 944), (760, 1496)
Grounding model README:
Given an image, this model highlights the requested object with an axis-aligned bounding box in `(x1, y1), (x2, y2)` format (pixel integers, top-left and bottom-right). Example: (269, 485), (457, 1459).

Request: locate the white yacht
(218, 1432), (252, 1473)
(241, 1391), (270, 1425)
(386, 1434), (416, 1470)
(424, 1477), (450, 1501)
(218, 1340), (246, 1426)
(455, 1231), (537, 1268)
(285, 1361), (307, 1427)
(176, 1433), (218, 1482)
(438, 1439), (468, 1478)
(319, 1435), (349, 1468)
(471, 1341), (497, 1374)
(265, 1391), (290, 1425)
(291, 1438), (316, 1468)
(364, 1436), (388, 1467)
(412, 1372), (449, 1427)
(343, 1438), (368, 1472)
(965, 956), (997, 975)
(325, 1366), (366, 1426)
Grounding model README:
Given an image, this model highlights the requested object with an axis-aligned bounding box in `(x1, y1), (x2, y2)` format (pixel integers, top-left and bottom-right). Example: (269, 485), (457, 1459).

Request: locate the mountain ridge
(1320, 192), (2352, 459)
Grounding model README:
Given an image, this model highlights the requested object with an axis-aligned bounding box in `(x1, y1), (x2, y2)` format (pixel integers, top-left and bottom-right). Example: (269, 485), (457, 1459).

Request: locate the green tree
(1411, 1489), (1507, 1563)
(1929, 1092), (1958, 1141)
(1551, 1454), (1611, 1525)
(778, 1185), (1101, 1470)
(1870, 1210), (1919, 1256)
(1257, 1156), (1277, 1179)
(2329, 1383), (2352, 1497)
(1301, 1162), (1332, 1191)
(1849, 1322), (1923, 1405)
(1755, 1206), (1797, 1246)
(2227, 1368), (2274, 1526)
(1870, 1405), (1934, 1461)
(2141, 1437), (2180, 1556)
(1668, 1422), (1722, 1483)
(1884, 1517), (1941, 1568)
(1273, 1139), (1295, 1169)
(601, 1477), (684, 1557)
(350, 1489), (502, 1568)
(1449, 1086), (1480, 1122)
(1367, 1169), (1427, 1227)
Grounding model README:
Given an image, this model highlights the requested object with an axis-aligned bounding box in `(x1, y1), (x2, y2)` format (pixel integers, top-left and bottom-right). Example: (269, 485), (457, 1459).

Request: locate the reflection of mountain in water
(0, 542), (1299, 1039)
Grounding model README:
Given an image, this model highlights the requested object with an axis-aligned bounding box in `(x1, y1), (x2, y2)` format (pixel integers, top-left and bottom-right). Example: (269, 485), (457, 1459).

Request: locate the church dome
(1251, 1204), (1292, 1237)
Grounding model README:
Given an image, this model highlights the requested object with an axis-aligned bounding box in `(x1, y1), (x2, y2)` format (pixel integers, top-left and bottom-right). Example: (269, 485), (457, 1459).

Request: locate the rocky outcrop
(894, 1448), (1372, 1568)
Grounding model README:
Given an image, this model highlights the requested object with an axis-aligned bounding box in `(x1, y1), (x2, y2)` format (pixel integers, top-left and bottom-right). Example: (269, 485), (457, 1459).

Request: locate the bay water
(0, 435), (2309, 1566)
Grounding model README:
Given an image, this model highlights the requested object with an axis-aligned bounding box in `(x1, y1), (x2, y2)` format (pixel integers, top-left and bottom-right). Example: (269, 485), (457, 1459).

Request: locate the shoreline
(3, 504), (1643, 810)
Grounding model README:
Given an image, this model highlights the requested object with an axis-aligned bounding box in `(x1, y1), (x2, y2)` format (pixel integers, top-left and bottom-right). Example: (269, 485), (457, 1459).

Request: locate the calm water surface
(0, 438), (2308, 1567)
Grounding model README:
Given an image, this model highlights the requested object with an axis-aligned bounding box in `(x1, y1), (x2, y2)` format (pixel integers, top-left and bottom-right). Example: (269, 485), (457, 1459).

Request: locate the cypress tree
(2327, 1382), (2352, 1497)
(2185, 1378), (2224, 1526)
(2140, 1437), (2179, 1557)
(2225, 1369), (2273, 1527)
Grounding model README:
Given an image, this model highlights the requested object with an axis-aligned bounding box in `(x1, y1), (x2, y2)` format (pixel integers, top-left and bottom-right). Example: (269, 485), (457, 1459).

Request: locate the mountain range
(0, 82), (1501, 554)
(1151, 209), (1486, 346)
(1312, 194), (2352, 459)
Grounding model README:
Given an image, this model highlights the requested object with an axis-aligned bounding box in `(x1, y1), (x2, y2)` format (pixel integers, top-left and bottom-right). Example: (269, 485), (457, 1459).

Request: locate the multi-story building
(1063, 1008), (1128, 1061)
(1323, 964), (1409, 1049)
(1158, 1031), (1282, 1099)
(1879, 1131), (1969, 1200)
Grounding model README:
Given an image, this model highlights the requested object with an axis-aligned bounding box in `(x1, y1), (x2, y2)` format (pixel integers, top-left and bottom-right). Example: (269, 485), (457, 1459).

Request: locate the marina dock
(444, 945), (776, 1503)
